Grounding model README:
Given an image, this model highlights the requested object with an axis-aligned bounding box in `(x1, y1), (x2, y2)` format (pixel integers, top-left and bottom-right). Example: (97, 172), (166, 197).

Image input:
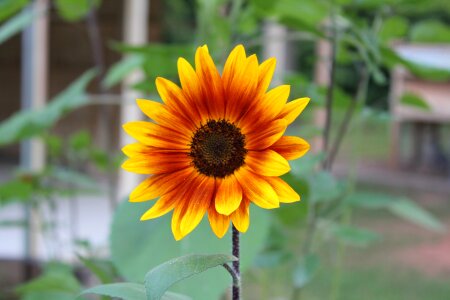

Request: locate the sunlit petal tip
(247, 54), (258, 64)
(154, 76), (164, 85)
(263, 57), (276, 67)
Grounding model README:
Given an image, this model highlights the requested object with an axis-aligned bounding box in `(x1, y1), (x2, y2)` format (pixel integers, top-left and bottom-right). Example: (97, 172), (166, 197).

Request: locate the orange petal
(257, 58), (276, 95)
(246, 149), (290, 176)
(266, 177), (300, 203)
(129, 168), (194, 202)
(122, 152), (190, 174)
(239, 85), (290, 129)
(231, 197), (250, 232)
(122, 143), (181, 158)
(136, 99), (195, 132)
(208, 204), (231, 238)
(177, 58), (206, 120)
(155, 77), (201, 125)
(215, 175), (243, 216)
(140, 192), (178, 220)
(222, 44), (247, 92)
(195, 45), (224, 119)
(225, 54), (259, 122)
(123, 121), (190, 150)
(278, 97), (310, 124)
(244, 119), (287, 150)
(270, 136), (310, 160)
(235, 167), (279, 209)
(180, 176), (215, 237)
(170, 174), (198, 240)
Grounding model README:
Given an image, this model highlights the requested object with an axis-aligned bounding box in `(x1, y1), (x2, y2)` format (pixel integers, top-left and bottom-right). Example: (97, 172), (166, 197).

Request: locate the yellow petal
(195, 45), (224, 119)
(260, 85), (290, 119)
(266, 177), (300, 203)
(278, 97), (310, 124)
(122, 121), (190, 149)
(215, 175), (243, 215)
(245, 119), (287, 150)
(136, 99), (194, 131)
(121, 153), (190, 174)
(177, 58), (202, 104)
(140, 193), (177, 220)
(257, 58), (276, 95)
(222, 44), (247, 91)
(225, 55), (259, 122)
(270, 136), (310, 160)
(208, 205), (231, 238)
(179, 175), (215, 238)
(239, 85), (290, 128)
(246, 149), (290, 176)
(231, 198), (250, 232)
(171, 205), (184, 241)
(235, 167), (279, 209)
(129, 168), (193, 202)
(155, 77), (200, 125)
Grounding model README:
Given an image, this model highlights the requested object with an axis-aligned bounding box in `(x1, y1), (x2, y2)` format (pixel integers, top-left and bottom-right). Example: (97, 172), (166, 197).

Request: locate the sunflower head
(122, 44), (310, 240)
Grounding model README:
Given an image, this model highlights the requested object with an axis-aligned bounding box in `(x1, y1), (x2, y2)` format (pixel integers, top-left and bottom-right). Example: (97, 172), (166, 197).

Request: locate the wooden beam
(118, 0), (149, 200)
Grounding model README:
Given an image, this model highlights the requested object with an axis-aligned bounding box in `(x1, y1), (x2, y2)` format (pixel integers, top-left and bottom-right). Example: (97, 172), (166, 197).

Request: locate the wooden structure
(389, 44), (450, 170)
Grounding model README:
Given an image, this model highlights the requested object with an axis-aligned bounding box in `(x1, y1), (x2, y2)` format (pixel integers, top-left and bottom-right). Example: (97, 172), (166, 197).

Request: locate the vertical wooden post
(389, 67), (406, 168)
(118, 0), (149, 200)
(20, 0), (49, 260)
(262, 21), (288, 85)
(313, 37), (332, 152)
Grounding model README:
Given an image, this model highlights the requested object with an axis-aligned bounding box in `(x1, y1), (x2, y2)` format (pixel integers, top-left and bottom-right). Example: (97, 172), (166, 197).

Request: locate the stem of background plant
(86, 1), (118, 211)
(326, 66), (369, 169)
(330, 208), (352, 300)
(303, 7), (338, 256)
(321, 16), (338, 170)
(232, 225), (241, 300)
(293, 8), (338, 300)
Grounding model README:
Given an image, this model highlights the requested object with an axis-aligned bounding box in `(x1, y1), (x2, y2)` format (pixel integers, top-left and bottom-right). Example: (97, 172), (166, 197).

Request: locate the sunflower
(122, 45), (310, 240)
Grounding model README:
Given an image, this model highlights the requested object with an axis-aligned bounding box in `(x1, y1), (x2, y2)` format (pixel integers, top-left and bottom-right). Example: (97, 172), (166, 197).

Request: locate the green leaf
(379, 16), (409, 43)
(345, 192), (394, 209)
(308, 171), (344, 203)
(69, 130), (92, 151)
(411, 20), (450, 43)
(80, 283), (145, 300)
(48, 167), (98, 192)
(0, 0), (30, 22)
(0, 70), (95, 146)
(145, 254), (235, 300)
(103, 55), (144, 88)
(0, 179), (33, 205)
(77, 256), (117, 284)
(330, 225), (380, 247)
(400, 93), (431, 111)
(388, 199), (444, 232)
(80, 283), (191, 300)
(293, 254), (320, 288)
(54, 0), (101, 22)
(16, 264), (81, 296)
(0, 7), (41, 44)
(110, 201), (270, 300)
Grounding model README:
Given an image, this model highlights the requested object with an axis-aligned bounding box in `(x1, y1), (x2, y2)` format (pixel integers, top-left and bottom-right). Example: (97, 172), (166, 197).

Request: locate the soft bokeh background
(0, 0), (449, 299)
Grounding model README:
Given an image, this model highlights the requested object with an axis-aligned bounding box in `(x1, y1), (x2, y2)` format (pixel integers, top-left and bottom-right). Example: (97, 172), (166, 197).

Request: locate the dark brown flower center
(189, 119), (247, 178)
